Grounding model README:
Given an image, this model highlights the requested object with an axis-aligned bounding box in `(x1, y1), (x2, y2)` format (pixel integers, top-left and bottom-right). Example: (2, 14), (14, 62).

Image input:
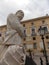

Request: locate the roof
(22, 15), (49, 23)
(0, 25), (6, 28)
(0, 15), (49, 27)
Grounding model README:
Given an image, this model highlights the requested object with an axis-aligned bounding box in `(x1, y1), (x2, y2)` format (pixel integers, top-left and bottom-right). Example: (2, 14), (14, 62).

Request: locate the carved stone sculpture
(3, 10), (25, 45)
(0, 10), (26, 65)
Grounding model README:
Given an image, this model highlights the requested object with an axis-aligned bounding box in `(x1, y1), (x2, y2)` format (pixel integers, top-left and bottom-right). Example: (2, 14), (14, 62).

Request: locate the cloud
(0, 0), (49, 26)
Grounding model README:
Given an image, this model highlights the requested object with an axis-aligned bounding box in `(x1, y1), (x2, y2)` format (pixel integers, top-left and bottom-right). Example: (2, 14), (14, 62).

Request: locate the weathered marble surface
(3, 10), (25, 45)
(0, 10), (25, 65)
(0, 45), (25, 65)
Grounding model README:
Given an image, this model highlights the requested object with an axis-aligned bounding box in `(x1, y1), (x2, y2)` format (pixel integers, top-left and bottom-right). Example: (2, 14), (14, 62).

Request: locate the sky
(0, 0), (49, 26)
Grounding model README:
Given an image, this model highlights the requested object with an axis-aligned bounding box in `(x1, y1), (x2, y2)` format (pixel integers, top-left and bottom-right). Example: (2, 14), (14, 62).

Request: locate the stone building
(0, 15), (49, 53)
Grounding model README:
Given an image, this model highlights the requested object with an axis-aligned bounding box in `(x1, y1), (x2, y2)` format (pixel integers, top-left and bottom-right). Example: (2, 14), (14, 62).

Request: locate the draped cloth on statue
(3, 30), (22, 45)
(2, 12), (25, 45)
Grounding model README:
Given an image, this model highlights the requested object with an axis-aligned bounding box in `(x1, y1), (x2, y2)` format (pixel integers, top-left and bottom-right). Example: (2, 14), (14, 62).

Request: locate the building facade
(0, 16), (49, 53)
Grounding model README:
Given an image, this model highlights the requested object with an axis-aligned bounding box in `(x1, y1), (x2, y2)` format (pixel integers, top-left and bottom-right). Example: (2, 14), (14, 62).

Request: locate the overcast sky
(0, 0), (49, 26)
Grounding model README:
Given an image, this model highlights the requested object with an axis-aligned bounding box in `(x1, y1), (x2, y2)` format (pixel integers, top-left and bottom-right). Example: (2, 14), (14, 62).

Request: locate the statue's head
(16, 10), (24, 20)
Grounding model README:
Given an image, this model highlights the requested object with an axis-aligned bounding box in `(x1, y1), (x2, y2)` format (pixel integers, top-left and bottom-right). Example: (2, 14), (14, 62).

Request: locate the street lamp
(38, 26), (49, 65)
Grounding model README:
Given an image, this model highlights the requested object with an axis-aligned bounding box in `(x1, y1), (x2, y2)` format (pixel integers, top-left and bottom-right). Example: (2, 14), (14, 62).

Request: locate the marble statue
(0, 10), (26, 65)
(3, 10), (25, 45)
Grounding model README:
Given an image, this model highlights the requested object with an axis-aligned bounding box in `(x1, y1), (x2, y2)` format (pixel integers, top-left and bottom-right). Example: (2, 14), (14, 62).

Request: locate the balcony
(38, 26), (48, 35)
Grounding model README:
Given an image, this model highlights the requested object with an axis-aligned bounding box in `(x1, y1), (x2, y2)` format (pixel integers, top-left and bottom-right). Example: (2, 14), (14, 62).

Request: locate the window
(31, 26), (36, 36)
(23, 24), (25, 27)
(0, 33), (1, 37)
(24, 29), (26, 33)
(23, 38), (26, 41)
(43, 26), (48, 33)
(33, 37), (36, 40)
(46, 35), (49, 39)
(31, 23), (34, 25)
(33, 43), (37, 49)
(38, 26), (48, 35)
(47, 42), (49, 49)
(32, 28), (35, 33)
(42, 20), (45, 24)
(24, 29), (26, 37)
